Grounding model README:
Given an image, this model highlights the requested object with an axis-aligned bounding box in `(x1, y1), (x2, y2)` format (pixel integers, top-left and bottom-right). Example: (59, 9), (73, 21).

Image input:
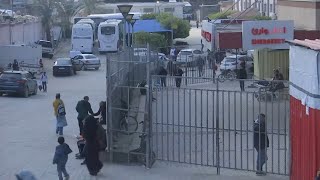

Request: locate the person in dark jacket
(167, 60), (176, 76)
(83, 115), (103, 176)
(253, 113), (269, 176)
(158, 66), (168, 87)
(197, 56), (205, 77)
(76, 96), (94, 135)
(175, 67), (184, 88)
(12, 59), (19, 71)
(238, 63), (247, 91)
(93, 101), (106, 125)
(53, 137), (72, 180)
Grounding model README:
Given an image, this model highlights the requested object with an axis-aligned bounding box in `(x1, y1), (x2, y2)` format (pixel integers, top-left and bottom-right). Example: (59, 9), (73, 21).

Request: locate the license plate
(59, 68), (65, 70)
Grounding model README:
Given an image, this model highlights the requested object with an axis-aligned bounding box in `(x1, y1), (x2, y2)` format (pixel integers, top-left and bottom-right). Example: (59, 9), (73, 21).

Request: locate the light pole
(125, 13), (134, 47)
(117, 5), (133, 50)
(130, 19), (137, 47)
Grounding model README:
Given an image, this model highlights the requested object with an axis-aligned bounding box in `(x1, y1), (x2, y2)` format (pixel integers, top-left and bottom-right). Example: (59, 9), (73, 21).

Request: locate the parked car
(174, 40), (189, 54)
(220, 55), (254, 72)
(72, 54), (101, 70)
(0, 71), (37, 97)
(53, 58), (83, 76)
(35, 40), (54, 59)
(176, 49), (206, 66)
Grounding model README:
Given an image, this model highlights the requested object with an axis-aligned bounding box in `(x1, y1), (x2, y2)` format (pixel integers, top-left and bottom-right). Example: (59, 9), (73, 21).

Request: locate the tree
(54, 0), (76, 38)
(140, 13), (190, 39)
(82, 0), (97, 15)
(134, 31), (167, 48)
(33, 0), (54, 41)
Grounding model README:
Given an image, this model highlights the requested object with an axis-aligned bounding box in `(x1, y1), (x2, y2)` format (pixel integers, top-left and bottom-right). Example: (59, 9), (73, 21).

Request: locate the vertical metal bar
(189, 89), (192, 164)
(284, 96), (288, 175)
(106, 54), (113, 162)
(264, 89), (268, 173)
(252, 91), (255, 171)
(228, 91), (231, 168)
(215, 77), (220, 174)
(166, 86), (169, 161)
(161, 82), (164, 160)
(278, 97), (281, 174)
(234, 91), (237, 169)
(206, 90), (209, 166)
(195, 89), (198, 164)
(222, 90), (225, 168)
(184, 88), (186, 163)
(271, 91), (274, 173)
(146, 44), (152, 168)
(172, 86), (175, 161)
(178, 88), (181, 163)
(240, 90), (243, 170)
(155, 79), (159, 157)
(246, 92), (249, 170)
(277, 96), (281, 173)
(200, 90), (203, 165)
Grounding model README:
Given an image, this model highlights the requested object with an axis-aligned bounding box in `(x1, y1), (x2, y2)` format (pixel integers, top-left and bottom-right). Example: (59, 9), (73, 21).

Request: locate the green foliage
(250, 15), (272, 20)
(134, 32), (167, 48)
(140, 13), (157, 20)
(208, 10), (237, 20)
(155, 13), (190, 39)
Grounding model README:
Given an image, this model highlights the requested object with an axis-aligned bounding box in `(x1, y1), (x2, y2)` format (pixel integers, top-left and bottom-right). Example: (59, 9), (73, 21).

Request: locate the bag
(57, 103), (66, 116)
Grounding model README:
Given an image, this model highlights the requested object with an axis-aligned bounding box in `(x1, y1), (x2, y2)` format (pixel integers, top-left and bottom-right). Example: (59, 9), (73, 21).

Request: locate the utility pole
(9, 0), (13, 44)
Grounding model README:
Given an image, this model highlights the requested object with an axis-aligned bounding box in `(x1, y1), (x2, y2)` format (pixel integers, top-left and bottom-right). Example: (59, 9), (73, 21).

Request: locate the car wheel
(95, 67), (99, 70)
(23, 87), (29, 98)
(0, 92), (3, 96)
(33, 86), (37, 95)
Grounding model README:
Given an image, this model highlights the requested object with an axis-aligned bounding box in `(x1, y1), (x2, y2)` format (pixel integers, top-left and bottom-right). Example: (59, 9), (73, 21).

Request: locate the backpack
(57, 103), (66, 116)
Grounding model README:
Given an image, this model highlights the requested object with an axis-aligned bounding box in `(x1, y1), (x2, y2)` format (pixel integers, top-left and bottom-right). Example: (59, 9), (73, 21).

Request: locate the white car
(176, 49), (206, 66)
(220, 55), (253, 72)
(72, 54), (101, 70)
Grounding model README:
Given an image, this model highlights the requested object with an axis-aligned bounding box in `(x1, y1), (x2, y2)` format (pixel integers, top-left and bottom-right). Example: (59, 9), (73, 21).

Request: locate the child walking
(53, 137), (72, 180)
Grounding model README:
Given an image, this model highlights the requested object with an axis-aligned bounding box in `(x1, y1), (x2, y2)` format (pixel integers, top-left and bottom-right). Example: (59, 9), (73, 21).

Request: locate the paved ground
(0, 28), (290, 180)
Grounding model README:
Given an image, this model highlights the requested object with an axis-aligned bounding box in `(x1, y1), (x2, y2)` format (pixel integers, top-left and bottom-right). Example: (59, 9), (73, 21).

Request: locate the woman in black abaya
(83, 115), (103, 176)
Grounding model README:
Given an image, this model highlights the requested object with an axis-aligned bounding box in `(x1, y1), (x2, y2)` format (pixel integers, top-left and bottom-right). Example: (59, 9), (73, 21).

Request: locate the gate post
(106, 53), (113, 162)
(215, 79), (220, 175)
(146, 43), (152, 169)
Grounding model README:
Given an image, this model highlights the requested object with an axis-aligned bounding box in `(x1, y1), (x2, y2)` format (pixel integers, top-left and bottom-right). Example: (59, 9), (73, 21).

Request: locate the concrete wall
(0, 21), (43, 45)
(277, 1), (320, 30)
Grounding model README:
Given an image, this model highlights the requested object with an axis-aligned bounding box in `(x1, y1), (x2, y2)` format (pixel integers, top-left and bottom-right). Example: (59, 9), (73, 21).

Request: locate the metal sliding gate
(150, 75), (290, 175)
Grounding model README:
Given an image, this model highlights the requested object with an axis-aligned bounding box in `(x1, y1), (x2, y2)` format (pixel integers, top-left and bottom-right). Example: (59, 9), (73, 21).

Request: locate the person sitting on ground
(93, 101), (106, 125)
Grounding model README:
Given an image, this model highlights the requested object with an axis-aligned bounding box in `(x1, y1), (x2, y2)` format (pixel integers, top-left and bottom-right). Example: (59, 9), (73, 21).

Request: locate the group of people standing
(158, 61), (184, 88)
(52, 94), (107, 179)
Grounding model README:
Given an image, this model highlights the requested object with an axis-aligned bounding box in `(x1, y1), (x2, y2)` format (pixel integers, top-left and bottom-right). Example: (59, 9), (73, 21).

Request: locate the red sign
(252, 39), (285, 45)
(251, 27), (287, 35)
(201, 30), (212, 42)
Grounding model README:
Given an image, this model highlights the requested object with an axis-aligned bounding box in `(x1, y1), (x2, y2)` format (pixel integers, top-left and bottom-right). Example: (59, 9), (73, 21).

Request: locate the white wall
(0, 21), (43, 45)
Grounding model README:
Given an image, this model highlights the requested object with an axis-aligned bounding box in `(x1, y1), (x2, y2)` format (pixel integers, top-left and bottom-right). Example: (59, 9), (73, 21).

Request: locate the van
(36, 40), (54, 59)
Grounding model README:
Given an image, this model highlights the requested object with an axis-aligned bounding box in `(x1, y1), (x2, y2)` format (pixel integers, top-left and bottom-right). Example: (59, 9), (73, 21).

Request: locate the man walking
(76, 96), (94, 135)
(197, 56), (204, 77)
(158, 66), (168, 87)
(238, 63), (247, 91)
(175, 67), (184, 88)
(253, 113), (269, 176)
(40, 72), (48, 92)
(12, 59), (19, 71)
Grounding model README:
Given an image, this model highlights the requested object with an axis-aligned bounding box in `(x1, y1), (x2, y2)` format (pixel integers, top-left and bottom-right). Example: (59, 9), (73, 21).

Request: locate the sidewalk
(68, 161), (289, 180)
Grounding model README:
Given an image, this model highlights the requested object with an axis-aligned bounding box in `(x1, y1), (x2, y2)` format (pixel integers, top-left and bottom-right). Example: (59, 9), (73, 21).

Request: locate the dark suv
(0, 71), (38, 97)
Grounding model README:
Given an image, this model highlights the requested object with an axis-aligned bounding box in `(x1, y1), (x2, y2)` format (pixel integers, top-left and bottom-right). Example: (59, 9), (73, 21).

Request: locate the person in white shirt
(40, 72), (48, 92)
(170, 48), (176, 60)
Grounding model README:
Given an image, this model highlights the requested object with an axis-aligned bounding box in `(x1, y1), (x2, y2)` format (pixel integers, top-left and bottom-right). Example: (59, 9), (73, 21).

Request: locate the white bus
(98, 19), (123, 52)
(76, 19), (96, 39)
(71, 23), (94, 53)
(87, 12), (142, 27)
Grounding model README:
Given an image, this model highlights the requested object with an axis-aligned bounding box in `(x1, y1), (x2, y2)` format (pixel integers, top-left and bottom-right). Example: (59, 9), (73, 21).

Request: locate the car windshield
(193, 50), (202, 54)
(180, 51), (192, 55)
(38, 41), (52, 48)
(0, 73), (21, 79)
(224, 58), (236, 62)
(56, 59), (71, 65)
(84, 55), (96, 59)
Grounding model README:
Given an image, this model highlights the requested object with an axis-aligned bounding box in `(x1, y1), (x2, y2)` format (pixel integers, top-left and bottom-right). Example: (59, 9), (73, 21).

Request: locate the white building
(232, 0), (277, 17)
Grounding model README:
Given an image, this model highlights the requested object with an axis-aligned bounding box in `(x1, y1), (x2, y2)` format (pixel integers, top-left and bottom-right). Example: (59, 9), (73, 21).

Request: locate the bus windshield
(183, 6), (192, 14)
(73, 27), (92, 37)
(101, 26), (115, 35)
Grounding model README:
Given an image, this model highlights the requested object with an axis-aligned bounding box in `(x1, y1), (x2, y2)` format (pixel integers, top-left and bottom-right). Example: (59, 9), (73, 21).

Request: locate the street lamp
(130, 19), (137, 47)
(117, 4), (133, 49)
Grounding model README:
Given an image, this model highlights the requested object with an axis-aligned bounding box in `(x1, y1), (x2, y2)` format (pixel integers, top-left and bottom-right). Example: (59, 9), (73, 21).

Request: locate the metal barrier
(150, 76), (290, 175)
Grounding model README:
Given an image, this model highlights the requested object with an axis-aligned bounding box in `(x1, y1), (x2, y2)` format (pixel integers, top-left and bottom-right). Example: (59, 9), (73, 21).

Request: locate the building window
(164, 7), (174, 13)
(263, 4), (267, 12)
(269, 4), (273, 12)
(143, 8), (154, 13)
